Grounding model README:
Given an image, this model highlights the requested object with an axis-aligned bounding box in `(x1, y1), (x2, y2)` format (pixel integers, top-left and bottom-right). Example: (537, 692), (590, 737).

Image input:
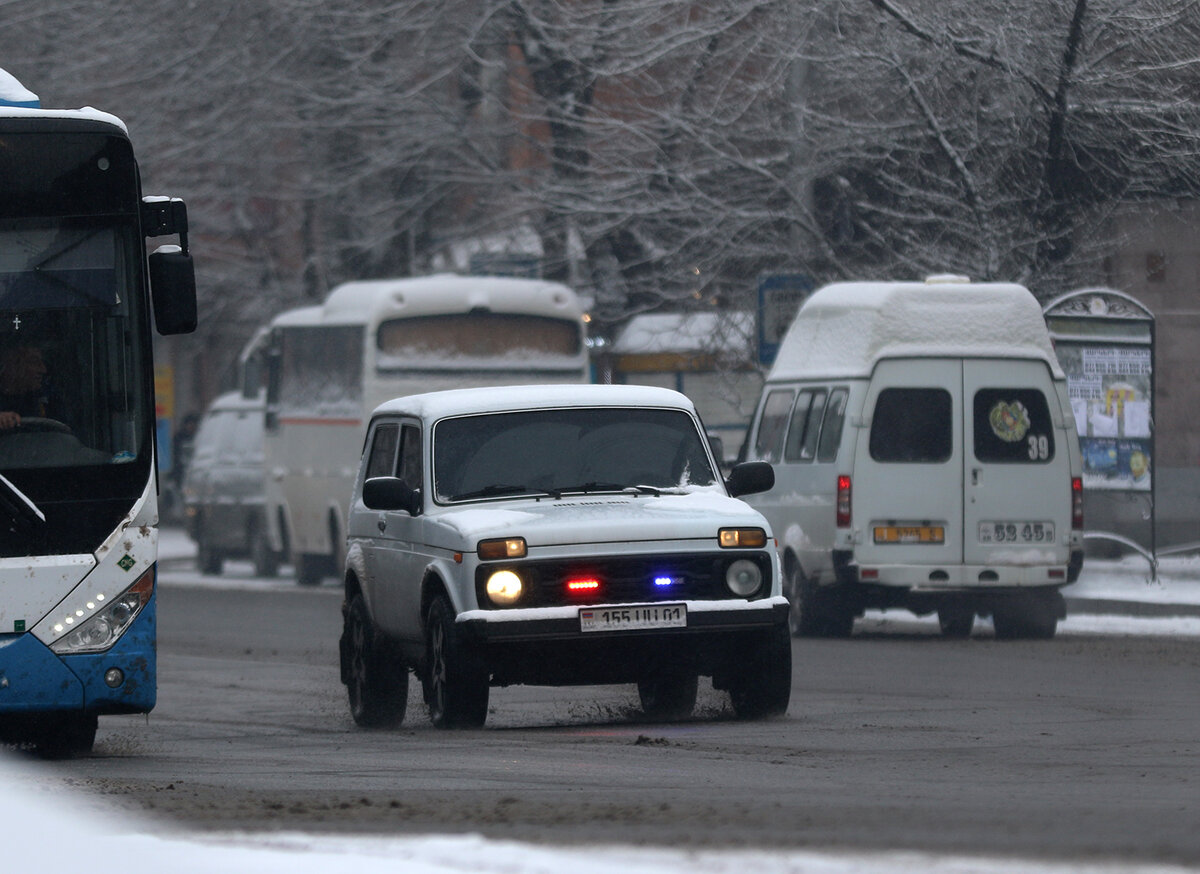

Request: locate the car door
(851, 359), (964, 568)
(370, 421), (426, 642)
(962, 359), (1073, 565)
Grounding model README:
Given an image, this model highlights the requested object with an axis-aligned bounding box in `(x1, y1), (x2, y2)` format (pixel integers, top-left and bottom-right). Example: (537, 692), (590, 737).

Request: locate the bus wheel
(35, 714), (97, 759)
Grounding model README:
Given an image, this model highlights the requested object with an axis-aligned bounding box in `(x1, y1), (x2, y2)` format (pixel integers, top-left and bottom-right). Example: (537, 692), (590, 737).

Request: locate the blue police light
(653, 575), (683, 587)
(0, 68), (40, 108)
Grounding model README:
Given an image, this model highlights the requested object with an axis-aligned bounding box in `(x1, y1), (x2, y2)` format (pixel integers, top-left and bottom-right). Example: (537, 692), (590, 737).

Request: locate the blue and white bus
(0, 71), (196, 756)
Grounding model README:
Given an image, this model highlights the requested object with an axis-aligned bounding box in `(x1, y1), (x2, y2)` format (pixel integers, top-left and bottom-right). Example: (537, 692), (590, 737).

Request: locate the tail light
(836, 474), (852, 528)
(1071, 477), (1084, 530)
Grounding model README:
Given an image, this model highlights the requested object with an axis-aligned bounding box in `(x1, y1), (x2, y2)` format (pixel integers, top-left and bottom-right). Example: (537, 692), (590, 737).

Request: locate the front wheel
(637, 670), (698, 721)
(423, 595), (489, 728)
(196, 522), (224, 576)
(341, 593), (408, 727)
(34, 714), (97, 759)
(250, 522), (279, 578)
(728, 624), (792, 719)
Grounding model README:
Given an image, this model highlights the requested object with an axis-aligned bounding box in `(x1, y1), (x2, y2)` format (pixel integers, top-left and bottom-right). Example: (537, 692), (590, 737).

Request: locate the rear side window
(817, 388), (849, 462)
(870, 388), (952, 463)
(974, 389), (1055, 463)
(754, 390), (795, 463)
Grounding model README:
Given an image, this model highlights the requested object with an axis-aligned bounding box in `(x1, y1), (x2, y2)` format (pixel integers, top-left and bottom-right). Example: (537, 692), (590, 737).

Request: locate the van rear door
(852, 359), (964, 568)
(962, 359), (1072, 566)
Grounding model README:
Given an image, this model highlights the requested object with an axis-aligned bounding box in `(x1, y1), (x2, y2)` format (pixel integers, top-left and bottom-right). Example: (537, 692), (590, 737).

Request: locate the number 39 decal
(1027, 434), (1049, 460)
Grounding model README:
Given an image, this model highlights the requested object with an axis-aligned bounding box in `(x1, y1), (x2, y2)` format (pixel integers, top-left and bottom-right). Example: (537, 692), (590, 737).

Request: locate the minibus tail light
(836, 475), (852, 528)
(1072, 477), (1084, 530)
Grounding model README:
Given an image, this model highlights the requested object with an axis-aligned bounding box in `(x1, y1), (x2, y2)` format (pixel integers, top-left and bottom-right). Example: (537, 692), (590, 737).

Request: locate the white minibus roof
(769, 278), (1064, 380)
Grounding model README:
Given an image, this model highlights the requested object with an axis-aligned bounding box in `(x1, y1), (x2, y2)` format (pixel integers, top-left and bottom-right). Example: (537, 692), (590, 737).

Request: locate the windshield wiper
(0, 472), (45, 535)
(551, 481), (625, 496)
(450, 483), (531, 501)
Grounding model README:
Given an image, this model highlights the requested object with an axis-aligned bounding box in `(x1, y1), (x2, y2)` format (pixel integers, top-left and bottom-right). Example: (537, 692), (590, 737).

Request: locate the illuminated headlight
(725, 559), (763, 597)
(478, 537), (527, 560)
(50, 569), (154, 655)
(485, 569), (524, 606)
(719, 527), (768, 548)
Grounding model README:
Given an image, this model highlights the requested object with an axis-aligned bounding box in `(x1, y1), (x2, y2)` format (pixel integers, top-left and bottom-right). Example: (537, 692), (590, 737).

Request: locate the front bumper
(456, 597), (789, 686)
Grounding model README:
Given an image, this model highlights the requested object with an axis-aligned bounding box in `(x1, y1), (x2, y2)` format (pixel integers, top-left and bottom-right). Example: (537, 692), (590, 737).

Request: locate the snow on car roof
(769, 278), (1064, 380)
(372, 384), (698, 421)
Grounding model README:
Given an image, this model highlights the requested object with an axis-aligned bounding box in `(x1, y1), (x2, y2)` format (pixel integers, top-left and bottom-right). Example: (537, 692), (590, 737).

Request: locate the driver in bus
(0, 343), (50, 429)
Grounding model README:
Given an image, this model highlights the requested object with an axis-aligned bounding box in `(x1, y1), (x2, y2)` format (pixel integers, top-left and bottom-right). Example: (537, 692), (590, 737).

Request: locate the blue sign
(757, 273), (814, 366)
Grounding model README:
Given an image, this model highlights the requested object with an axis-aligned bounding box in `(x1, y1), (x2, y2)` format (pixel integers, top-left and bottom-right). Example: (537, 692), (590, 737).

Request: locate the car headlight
(719, 527), (767, 548)
(485, 569), (524, 606)
(50, 568), (154, 654)
(725, 559), (763, 597)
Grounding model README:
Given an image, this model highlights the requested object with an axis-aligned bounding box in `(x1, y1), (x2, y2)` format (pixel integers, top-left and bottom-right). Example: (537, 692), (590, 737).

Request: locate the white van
(742, 277), (1084, 639)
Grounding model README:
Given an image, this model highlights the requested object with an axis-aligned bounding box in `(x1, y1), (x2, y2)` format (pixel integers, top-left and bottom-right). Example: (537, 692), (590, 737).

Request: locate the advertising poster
(1054, 345), (1152, 490)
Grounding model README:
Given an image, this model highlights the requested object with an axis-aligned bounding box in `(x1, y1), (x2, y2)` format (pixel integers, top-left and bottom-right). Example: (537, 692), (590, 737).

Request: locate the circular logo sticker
(989, 400), (1030, 443)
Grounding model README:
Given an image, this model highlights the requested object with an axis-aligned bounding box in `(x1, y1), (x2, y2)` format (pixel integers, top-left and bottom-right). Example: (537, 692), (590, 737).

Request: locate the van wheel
(787, 563), (853, 638)
(250, 523), (279, 578)
(295, 553), (324, 586)
(423, 595), (489, 728)
(938, 607), (975, 638)
(729, 624), (792, 719)
(638, 670), (698, 721)
(196, 524), (224, 576)
(993, 597), (1059, 640)
(342, 593), (408, 727)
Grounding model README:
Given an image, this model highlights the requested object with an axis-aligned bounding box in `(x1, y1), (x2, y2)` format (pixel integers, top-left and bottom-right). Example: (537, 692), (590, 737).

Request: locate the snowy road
(18, 562), (1197, 874)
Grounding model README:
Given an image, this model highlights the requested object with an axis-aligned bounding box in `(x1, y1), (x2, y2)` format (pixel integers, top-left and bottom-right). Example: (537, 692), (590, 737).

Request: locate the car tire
(637, 670), (698, 721)
(728, 623), (792, 720)
(35, 714), (97, 759)
(341, 593), (408, 728)
(423, 595), (489, 729)
(937, 606), (975, 638)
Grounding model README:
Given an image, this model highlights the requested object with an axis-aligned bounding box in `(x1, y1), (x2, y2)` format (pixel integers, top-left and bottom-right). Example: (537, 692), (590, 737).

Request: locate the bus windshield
(0, 216), (147, 474)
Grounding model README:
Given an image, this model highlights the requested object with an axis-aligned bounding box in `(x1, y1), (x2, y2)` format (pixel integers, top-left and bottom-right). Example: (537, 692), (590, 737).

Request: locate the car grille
(474, 551), (772, 609)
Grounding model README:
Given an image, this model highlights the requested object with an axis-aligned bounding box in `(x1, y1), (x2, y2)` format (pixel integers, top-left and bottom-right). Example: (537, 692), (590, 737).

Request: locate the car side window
(817, 388), (849, 463)
(783, 390), (815, 462)
(398, 424), (422, 487)
(365, 423), (399, 480)
(869, 388), (952, 463)
(753, 389), (795, 463)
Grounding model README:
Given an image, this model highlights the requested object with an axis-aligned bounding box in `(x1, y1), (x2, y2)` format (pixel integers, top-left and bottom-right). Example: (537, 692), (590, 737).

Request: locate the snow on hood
(433, 488), (769, 547)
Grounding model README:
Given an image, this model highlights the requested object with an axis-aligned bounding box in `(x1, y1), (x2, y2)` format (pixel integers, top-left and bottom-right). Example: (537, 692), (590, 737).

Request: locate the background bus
(0, 72), (196, 755)
(250, 274), (590, 585)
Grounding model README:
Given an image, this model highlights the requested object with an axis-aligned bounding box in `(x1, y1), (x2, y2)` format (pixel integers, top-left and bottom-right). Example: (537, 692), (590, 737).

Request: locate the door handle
(971, 468), (981, 485)
(377, 518), (387, 533)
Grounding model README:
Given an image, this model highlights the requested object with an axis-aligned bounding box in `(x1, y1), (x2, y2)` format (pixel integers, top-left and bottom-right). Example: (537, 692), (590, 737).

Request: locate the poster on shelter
(1055, 344), (1152, 491)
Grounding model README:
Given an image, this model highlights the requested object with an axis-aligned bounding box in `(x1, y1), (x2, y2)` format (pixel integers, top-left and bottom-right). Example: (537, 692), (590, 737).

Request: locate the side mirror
(725, 461), (774, 498)
(362, 476), (421, 515)
(149, 245), (197, 335)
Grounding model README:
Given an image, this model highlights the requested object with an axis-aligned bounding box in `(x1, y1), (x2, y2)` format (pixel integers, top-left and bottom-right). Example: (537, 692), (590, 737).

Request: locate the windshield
(0, 217), (148, 474)
(433, 407), (718, 503)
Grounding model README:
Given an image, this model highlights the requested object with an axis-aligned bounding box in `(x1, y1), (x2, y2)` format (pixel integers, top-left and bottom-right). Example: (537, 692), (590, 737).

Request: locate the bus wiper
(0, 473), (45, 535)
(450, 483), (531, 501)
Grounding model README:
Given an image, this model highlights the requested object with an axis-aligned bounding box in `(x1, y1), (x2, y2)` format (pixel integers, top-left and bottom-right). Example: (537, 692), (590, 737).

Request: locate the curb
(1066, 597), (1200, 619)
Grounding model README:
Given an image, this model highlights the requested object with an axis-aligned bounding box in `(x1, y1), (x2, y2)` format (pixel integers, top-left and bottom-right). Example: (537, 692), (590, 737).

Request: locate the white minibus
(742, 276), (1084, 639)
(256, 274), (590, 584)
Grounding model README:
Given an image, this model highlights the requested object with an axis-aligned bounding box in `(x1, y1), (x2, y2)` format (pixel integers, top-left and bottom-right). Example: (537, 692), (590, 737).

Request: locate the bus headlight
(725, 559), (763, 597)
(485, 570), (523, 606)
(50, 568), (154, 655)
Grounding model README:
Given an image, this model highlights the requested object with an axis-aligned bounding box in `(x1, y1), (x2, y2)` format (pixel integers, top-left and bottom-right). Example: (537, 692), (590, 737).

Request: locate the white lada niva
(339, 384), (790, 728)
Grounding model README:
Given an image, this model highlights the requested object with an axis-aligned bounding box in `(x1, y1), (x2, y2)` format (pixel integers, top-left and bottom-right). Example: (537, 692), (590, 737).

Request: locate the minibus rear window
(973, 389), (1055, 463)
(869, 388), (952, 463)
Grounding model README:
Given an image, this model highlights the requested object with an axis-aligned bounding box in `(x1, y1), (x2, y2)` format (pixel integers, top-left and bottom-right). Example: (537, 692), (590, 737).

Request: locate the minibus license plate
(978, 522), (1055, 543)
(873, 525), (944, 544)
(580, 604), (686, 632)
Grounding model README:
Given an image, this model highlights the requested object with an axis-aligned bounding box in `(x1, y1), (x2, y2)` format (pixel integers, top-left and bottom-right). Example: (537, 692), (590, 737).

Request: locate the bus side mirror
(725, 461), (774, 498)
(149, 245), (197, 335)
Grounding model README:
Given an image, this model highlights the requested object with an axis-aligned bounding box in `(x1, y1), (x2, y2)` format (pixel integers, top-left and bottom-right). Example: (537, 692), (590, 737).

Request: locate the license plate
(978, 521), (1055, 543)
(579, 603), (687, 633)
(873, 525), (944, 544)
